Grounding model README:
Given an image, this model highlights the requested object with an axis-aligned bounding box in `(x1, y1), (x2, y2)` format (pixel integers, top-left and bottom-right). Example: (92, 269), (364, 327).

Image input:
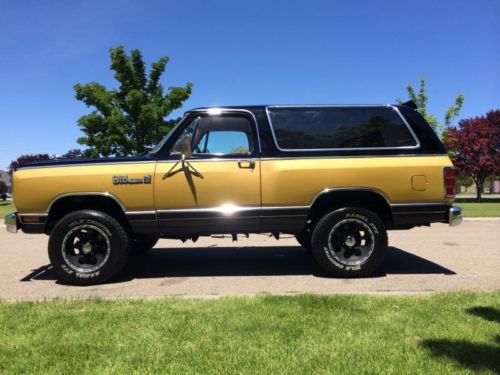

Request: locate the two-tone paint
(9, 104), (459, 236)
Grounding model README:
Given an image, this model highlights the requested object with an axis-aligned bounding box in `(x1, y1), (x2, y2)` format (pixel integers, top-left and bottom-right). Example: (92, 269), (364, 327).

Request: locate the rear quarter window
(267, 106), (419, 150)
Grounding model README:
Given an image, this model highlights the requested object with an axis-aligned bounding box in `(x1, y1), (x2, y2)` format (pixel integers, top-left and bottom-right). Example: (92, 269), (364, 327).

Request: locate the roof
(188, 103), (408, 112)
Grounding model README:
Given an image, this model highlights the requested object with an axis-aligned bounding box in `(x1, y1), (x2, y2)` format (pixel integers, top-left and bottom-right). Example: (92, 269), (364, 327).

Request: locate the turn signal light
(23, 216), (40, 223)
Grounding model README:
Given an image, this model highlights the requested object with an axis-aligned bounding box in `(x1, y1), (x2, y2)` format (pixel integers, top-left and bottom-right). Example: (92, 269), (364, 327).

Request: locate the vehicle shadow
(421, 307), (500, 372)
(20, 246), (455, 283)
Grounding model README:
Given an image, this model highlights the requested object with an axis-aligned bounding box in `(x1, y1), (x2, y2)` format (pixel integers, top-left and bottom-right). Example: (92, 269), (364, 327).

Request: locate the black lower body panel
(390, 203), (449, 228)
(149, 208), (308, 236)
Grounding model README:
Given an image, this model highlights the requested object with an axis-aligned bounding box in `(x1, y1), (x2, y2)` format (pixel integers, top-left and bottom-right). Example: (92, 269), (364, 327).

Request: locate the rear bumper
(448, 206), (463, 227)
(5, 212), (19, 233)
(390, 203), (462, 228)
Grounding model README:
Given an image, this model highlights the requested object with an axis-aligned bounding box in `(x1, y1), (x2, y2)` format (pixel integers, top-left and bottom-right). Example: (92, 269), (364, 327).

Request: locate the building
(459, 179), (500, 194)
(0, 170), (12, 195)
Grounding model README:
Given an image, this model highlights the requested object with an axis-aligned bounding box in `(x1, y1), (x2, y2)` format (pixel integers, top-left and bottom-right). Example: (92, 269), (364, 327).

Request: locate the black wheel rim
(62, 224), (111, 273)
(327, 219), (375, 266)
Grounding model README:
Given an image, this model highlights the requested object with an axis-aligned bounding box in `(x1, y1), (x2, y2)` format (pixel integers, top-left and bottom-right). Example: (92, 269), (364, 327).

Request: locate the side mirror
(182, 135), (192, 159)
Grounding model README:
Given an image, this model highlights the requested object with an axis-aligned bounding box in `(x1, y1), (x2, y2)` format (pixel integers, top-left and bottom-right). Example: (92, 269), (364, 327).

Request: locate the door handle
(238, 160), (255, 169)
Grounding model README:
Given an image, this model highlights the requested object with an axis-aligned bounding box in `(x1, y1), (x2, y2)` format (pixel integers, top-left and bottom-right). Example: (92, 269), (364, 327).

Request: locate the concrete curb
(463, 217), (500, 221)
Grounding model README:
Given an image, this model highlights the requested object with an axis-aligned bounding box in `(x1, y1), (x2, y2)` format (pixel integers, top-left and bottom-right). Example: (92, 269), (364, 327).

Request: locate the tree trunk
(476, 182), (483, 203)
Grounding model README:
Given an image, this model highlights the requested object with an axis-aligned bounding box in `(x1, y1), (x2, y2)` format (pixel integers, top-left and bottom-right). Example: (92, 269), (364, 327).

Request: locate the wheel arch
(307, 188), (393, 227)
(46, 193), (130, 234)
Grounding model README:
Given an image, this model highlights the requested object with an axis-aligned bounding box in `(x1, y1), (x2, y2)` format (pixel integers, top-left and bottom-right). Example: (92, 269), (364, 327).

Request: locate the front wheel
(310, 207), (387, 277)
(48, 210), (131, 285)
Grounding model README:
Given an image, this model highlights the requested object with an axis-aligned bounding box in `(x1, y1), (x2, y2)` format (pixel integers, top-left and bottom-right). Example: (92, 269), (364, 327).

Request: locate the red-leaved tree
(8, 149), (85, 175)
(443, 110), (500, 202)
(8, 154), (51, 175)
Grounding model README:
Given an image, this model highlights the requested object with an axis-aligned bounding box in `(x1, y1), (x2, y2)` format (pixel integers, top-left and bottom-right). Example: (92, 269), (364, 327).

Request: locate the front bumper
(449, 206), (463, 227)
(5, 212), (19, 233)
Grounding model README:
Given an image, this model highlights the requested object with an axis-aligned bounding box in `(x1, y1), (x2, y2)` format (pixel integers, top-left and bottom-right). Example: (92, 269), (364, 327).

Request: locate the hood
(17, 155), (156, 169)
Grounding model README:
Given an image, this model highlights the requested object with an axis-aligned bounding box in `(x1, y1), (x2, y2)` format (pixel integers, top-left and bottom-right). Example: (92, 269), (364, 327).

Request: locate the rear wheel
(48, 210), (131, 285)
(310, 207), (387, 277)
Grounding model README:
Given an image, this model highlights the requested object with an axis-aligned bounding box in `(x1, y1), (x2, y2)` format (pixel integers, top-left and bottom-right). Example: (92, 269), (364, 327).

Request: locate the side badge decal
(113, 175), (152, 185)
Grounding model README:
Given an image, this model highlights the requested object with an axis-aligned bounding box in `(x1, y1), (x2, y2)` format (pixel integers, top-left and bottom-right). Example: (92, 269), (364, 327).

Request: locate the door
(154, 110), (261, 234)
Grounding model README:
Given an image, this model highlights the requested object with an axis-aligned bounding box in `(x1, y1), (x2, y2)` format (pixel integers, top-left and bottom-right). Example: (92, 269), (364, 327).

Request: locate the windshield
(148, 116), (185, 154)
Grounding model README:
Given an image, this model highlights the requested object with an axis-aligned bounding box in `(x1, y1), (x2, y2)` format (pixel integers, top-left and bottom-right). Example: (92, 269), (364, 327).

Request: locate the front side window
(170, 114), (254, 157)
(267, 106), (418, 150)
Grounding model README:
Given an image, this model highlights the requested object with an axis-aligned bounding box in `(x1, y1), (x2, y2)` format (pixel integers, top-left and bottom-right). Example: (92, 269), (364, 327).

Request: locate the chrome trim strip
(265, 105), (420, 152)
(189, 108), (262, 155)
(156, 154), (448, 163)
(262, 206), (309, 210)
(267, 104), (393, 108)
(47, 192), (127, 213)
(310, 187), (392, 207)
(391, 203), (449, 207)
(156, 205), (309, 214)
(259, 154), (447, 161)
(125, 211), (157, 215)
(157, 206), (260, 214)
(392, 211), (448, 214)
(18, 161), (156, 170)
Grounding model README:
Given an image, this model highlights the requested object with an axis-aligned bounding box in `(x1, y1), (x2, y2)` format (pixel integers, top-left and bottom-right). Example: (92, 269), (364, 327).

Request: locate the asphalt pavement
(0, 220), (499, 300)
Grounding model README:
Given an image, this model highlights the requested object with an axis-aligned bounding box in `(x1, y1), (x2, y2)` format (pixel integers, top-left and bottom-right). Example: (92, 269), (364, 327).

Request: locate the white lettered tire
(48, 210), (131, 285)
(310, 207), (387, 277)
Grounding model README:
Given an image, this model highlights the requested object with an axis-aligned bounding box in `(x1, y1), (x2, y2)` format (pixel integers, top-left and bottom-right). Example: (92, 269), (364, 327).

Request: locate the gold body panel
(154, 160), (261, 209)
(12, 155), (452, 215)
(13, 162), (157, 214)
(261, 155), (453, 206)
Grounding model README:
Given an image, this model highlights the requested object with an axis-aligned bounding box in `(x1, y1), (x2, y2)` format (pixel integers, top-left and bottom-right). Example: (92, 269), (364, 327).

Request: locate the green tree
(74, 46), (192, 157)
(397, 76), (464, 134)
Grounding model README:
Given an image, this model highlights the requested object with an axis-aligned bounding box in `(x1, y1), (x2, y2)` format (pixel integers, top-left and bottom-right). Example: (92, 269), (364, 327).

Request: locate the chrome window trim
(260, 154), (447, 161)
(186, 108), (262, 156)
(47, 192), (127, 213)
(157, 158), (257, 163)
(265, 105), (421, 152)
(158, 154), (447, 163)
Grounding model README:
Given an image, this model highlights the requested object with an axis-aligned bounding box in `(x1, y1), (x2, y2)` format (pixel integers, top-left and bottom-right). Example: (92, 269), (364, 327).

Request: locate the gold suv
(5, 102), (462, 285)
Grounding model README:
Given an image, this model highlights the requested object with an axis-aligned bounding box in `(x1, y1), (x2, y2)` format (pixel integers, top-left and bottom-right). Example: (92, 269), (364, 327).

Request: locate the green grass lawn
(0, 293), (498, 374)
(0, 201), (15, 217)
(457, 202), (500, 217)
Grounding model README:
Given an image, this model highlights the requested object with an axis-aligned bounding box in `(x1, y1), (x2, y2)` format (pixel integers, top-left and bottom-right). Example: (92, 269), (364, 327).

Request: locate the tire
(310, 207), (387, 277)
(132, 235), (159, 254)
(48, 210), (131, 286)
(295, 231), (312, 250)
